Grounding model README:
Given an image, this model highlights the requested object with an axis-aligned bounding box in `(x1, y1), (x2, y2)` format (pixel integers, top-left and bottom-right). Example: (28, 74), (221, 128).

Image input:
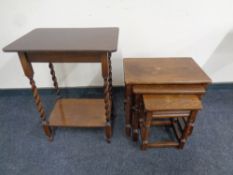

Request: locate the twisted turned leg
(108, 55), (113, 115)
(18, 52), (53, 140)
(49, 62), (60, 98)
(29, 78), (53, 140)
(104, 76), (112, 142)
(101, 53), (112, 142)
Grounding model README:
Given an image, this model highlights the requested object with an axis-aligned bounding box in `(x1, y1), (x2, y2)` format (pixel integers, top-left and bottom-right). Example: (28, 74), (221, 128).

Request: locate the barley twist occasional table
(3, 28), (119, 142)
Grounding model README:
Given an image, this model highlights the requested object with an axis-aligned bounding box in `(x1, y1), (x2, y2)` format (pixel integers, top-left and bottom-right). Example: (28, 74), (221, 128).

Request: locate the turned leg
(139, 98), (145, 131)
(101, 53), (112, 142)
(104, 77), (111, 142)
(132, 94), (140, 141)
(49, 62), (60, 98)
(141, 111), (152, 150)
(179, 110), (198, 149)
(18, 52), (53, 140)
(108, 54), (113, 116)
(125, 85), (132, 137)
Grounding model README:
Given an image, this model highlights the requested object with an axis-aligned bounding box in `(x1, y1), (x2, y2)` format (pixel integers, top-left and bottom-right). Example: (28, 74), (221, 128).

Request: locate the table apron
(25, 51), (106, 63)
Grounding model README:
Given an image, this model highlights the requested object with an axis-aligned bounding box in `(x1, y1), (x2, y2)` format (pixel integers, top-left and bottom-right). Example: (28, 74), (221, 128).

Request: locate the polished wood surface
(49, 99), (106, 127)
(26, 52), (103, 62)
(152, 111), (190, 118)
(143, 95), (202, 111)
(133, 84), (206, 94)
(3, 28), (119, 52)
(124, 58), (211, 84)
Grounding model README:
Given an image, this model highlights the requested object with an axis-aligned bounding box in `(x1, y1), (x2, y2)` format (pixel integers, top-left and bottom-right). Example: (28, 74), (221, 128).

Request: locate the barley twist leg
(108, 55), (113, 117)
(29, 77), (53, 141)
(49, 62), (60, 98)
(104, 76), (111, 142)
(101, 53), (112, 143)
(18, 52), (53, 141)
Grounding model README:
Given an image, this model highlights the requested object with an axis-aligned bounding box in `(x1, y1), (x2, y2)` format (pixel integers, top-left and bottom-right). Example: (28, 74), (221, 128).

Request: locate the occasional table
(123, 58), (211, 139)
(3, 28), (119, 142)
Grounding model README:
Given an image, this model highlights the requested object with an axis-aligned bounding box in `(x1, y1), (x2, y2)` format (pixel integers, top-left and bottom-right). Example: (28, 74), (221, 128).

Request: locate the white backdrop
(0, 0), (233, 88)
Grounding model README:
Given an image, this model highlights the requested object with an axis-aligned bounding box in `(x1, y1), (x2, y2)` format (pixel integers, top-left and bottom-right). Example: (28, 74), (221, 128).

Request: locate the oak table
(3, 28), (119, 142)
(123, 58), (211, 139)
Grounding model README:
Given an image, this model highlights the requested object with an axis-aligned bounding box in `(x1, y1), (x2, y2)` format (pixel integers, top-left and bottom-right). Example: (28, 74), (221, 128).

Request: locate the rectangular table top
(3, 28), (119, 52)
(124, 58), (211, 85)
(143, 94), (202, 111)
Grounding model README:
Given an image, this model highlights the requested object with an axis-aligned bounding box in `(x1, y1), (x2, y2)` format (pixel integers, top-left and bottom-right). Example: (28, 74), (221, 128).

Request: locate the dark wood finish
(151, 120), (173, 126)
(132, 94), (140, 141)
(124, 85), (133, 136)
(143, 95), (202, 111)
(4, 28), (118, 142)
(49, 63), (60, 97)
(172, 120), (182, 141)
(3, 28), (119, 52)
(26, 52), (103, 62)
(177, 118), (186, 131)
(133, 84), (205, 94)
(101, 53), (112, 142)
(49, 99), (106, 127)
(108, 54), (113, 115)
(124, 58), (211, 85)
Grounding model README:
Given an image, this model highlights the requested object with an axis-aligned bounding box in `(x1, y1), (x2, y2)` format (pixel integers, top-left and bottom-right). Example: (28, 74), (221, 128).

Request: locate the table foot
(105, 122), (112, 143)
(125, 126), (131, 137)
(43, 124), (54, 141)
(106, 138), (111, 143)
(133, 130), (139, 142)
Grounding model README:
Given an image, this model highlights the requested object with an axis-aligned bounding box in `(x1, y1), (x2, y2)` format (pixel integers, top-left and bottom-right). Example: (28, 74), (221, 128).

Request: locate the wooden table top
(3, 28), (119, 52)
(124, 58), (211, 85)
(143, 94), (202, 111)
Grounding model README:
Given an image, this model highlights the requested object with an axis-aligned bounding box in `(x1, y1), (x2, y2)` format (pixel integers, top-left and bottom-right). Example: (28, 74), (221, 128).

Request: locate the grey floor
(0, 87), (233, 175)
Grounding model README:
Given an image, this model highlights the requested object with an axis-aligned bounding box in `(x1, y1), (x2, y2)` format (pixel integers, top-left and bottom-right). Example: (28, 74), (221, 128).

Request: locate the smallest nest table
(141, 94), (202, 150)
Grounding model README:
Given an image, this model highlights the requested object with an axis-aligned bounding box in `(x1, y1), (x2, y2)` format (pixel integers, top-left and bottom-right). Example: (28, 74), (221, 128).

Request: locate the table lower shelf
(48, 98), (106, 127)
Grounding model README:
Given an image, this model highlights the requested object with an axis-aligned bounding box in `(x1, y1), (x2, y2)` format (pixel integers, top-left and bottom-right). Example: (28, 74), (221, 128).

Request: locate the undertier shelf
(48, 98), (106, 127)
